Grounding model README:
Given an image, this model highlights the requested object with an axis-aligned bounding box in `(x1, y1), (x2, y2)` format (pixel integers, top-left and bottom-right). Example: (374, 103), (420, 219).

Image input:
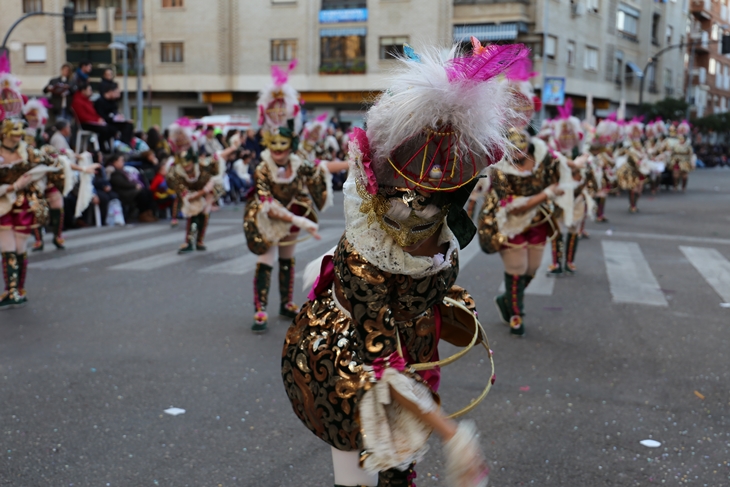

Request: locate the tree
(638, 97), (689, 122)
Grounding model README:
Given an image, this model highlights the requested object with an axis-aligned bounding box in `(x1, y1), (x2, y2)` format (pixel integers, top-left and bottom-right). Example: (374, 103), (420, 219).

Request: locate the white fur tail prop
(302, 246), (336, 293)
(444, 420), (490, 487)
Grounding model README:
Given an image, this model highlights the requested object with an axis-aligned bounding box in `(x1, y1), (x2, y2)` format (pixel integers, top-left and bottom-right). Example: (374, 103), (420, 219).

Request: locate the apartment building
(1, 0), (688, 127)
(687, 0), (730, 117)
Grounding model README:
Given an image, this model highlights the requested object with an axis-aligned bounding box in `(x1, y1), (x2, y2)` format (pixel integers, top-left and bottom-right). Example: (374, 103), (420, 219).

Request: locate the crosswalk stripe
(30, 227), (228, 270)
(680, 246), (730, 303)
(497, 247), (555, 296)
(108, 234), (246, 271)
(40, 225), (165, 248)
(601, 241), (667, 306)
(198, 227), (343, 275)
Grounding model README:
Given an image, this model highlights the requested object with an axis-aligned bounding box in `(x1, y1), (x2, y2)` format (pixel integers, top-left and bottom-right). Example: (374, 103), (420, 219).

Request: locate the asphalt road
(2, 169), (730, 487)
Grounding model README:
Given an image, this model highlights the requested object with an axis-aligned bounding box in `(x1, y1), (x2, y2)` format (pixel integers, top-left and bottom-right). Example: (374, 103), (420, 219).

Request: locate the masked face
(508, 127), (529, 154)
(375, 187), (448, 248)
(25, 109), (39, 129)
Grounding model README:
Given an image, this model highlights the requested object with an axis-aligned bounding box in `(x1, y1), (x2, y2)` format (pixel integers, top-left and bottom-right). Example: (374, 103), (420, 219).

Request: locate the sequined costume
(478, 135), (564, 335)
(281, 38), (527, 487)
(166, 149), (225, 253)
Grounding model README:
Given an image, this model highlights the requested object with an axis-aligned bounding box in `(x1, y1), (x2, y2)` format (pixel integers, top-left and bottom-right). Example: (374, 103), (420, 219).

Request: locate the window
(320, 30), (366, 74)
(712, 23), (720, 41)
(666, 25), (673, 46)
(616, 4), (639, 37)
(567, 40), (576, 66)
(162, 0), (183, 6)
(584, 46), (599, 71)
(545, 35), (557, 60)
(22, 0), (42, 13)
(160, 42), (184, 63)
(271, 39), (297, 62)
(710, 58), (717, 75)
(24, 44), (46, 64)
(586, 0), (599, 13)
(75, 0), (101, 14)
(379, 36), (408, 60)
(321, 0), (366, 9)
(651, 14), (661, 45)
(664, 68), (673, 88)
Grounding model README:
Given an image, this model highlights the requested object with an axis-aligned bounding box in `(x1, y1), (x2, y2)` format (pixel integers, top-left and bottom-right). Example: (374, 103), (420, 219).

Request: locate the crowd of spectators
(693, 142), (730, 168)
(32, 61), (353, 232)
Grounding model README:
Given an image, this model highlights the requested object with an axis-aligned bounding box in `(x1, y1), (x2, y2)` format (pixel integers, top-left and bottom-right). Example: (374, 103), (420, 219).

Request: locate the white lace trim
(256, 199), (294, 245)
(495, 196), (539, 238)
(260, 149), (303, 185)
(343, 170), (458, 277)
(444, 420), (489, 487)
(358, 367), (437, 474)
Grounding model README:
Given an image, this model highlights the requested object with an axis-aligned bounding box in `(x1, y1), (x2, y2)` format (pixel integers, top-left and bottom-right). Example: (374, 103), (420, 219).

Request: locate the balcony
(453, 0), (530, 26)
(691, 0), (712, 20)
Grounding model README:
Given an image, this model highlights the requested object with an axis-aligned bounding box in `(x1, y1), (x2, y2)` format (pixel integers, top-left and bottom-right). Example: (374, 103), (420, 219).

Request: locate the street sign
(543, 77), (566, 106)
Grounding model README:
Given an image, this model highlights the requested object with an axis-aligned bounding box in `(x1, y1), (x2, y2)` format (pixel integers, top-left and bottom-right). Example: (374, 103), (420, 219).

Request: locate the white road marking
(680, 246), (730, 303)
(39, 225), (166, 247)
(601, 241), (668, 306)
(198, 228), (343, 275)
(497, 247), (555, 296)
(601, 231), (730, 246)
(30, 227), (228, 270)
(108, 234), (246, 271)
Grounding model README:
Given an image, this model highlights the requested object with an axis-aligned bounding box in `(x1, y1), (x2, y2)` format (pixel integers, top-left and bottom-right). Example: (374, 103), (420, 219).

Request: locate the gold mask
(358, 183), (448, 248)
(1, 119), (25, 138)
(507, 127), (529, 153)
(262, 132), (292, 152)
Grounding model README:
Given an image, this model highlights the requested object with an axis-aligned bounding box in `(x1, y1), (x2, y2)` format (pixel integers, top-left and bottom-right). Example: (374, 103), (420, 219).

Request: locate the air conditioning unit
(571, 1), (585, 16)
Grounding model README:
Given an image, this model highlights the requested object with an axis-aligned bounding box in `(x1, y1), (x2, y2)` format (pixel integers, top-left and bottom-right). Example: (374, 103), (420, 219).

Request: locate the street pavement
(2, 169), (730, 486)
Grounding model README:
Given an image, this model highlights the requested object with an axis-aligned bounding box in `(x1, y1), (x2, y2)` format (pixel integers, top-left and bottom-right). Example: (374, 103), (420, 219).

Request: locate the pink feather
(505, 56), (536, 82)
(446, 44), (530, 83)
(40, 98), (52, 109)
(556, 98), (573, 119)
(271, 65), (288, 86)
(174, 117), (194, 127)
(0, 52), (9, 74)
(315, 113), (328, 123)
(287, 59), (298, 72)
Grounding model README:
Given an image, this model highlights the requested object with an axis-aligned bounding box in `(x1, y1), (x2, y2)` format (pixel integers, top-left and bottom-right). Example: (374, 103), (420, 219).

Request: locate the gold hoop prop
(400, 297), (495, 419)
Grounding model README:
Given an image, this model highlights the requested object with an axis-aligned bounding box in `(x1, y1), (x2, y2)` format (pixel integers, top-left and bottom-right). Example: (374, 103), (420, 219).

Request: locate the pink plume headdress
(0, 68), (24, 119)
(22, 98), (49, 129)
(256, 60), (301, 134)
(553, 98), (584, 153)
(363, 39), (529, 191)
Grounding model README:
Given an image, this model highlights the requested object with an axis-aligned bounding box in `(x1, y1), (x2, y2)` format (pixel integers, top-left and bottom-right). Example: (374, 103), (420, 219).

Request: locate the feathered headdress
(361, 38), (529, 192)
(677, 120), (690, 136)
(256, 60), (301, 134)
(167, 117), (197, 154)
(594, 117), (620, 147)
(624, 116), (644, 141)
(504, 51), (540, 129)
(302, 113), (329, 143)
(0, 71), (24, 119)
(553, 99), (584, 154)
(22, 98), (49, 129)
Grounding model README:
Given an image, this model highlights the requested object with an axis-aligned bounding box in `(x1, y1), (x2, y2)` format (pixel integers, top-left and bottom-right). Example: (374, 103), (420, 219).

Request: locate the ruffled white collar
(260, 149), (303, 184)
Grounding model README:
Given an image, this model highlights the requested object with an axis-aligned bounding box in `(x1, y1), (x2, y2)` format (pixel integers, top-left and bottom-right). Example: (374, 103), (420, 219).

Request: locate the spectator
(227, 149), (253, 201)
(70, 60), (92, 92)
(107, 153), (157, 222)
(146, 126), (171, 154)
(93, 82), (134, 144)
(99, 67), (116, 95)
(127, 150), (159, 185)
(49, 119), (72, 151)
(72, 82), (117, 149)
(150, 160), (176, 218)
(92, 159), (117, 226)
(43, 63), (73, 122)
(243, 128), (262, 159)
(200, 125), (224, 155)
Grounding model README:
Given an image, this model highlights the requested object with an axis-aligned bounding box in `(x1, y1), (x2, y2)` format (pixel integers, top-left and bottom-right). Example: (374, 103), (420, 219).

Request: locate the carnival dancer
(546, 100), (585, 275)
(0, 78), (63, 309)
(669, 121), (694, 192)
(244, 61), (332, 333)
(299, 113), (330, 162)
(614, 120), (651, 213)
(166, 120), (234, 255)
(644, 119), (668, 195)
(590, 118), (620, 222)
(282, 39), (524, 487)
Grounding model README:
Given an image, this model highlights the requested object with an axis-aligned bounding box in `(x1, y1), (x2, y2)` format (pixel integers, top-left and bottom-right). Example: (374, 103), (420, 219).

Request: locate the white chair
(75, 129), (100, 153)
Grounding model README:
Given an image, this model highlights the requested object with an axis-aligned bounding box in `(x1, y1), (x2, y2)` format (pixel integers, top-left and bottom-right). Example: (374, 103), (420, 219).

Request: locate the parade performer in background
(282, 39), (524, 487)
(615, 117), (654, 213)
(299, 113), (330, 162)
(670, 121), (694, 192)
(591, 117), (620, 222)
(479, 127), (565, 335)
(0, 75), (63, 309)
(166, 119), (234, 255)
(644, 119), (668, 195)
(244, 61), (332, 333)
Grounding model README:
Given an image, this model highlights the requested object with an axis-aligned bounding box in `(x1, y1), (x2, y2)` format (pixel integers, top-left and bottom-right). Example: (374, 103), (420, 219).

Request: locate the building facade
(687, 0), (730, 117)
(1, 0), (690, 128)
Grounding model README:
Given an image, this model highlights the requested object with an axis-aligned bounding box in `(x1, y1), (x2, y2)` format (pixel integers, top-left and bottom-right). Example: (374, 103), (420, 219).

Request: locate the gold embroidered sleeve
(165, 168), (186, 195)
(302, 163), (328, 211)
(252, 164), (274, 200)
(334, 237), (396, 364)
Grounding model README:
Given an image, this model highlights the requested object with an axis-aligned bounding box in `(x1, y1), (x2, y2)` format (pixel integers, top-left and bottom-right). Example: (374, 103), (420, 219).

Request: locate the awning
(626, 61), (644, 78)
(453, 23), (521, 42)
(320, 27), (367, 37)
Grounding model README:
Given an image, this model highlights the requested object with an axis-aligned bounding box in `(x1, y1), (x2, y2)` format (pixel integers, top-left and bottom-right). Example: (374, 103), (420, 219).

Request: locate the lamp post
(539, 0), (549, 123)
(135, 0), (143, 130)
(121, 0), (129, 120)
